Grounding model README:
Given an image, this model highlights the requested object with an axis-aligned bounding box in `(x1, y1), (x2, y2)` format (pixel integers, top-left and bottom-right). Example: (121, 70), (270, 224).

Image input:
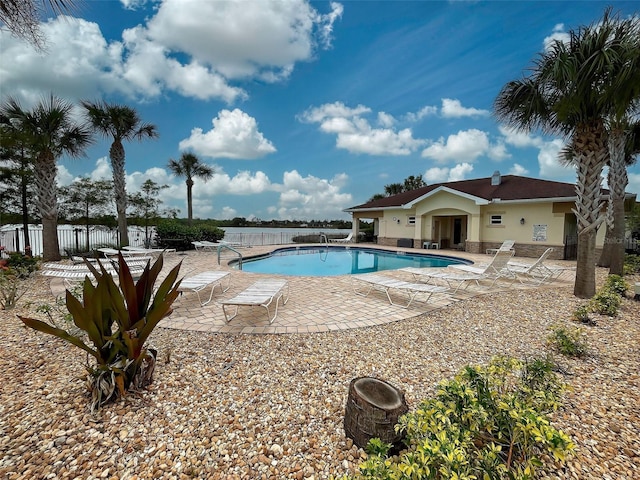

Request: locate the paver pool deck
(48, 244), (576, 335)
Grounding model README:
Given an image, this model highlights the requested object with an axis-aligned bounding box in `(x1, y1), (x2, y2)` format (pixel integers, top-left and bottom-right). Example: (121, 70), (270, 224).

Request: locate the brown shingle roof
(347, 175), (580, 210)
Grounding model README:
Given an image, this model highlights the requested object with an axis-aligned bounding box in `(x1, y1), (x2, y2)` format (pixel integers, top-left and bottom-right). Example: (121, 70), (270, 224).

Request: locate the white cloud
(405, 105), (437, 122)
(377, 112), (395, 128)
(179, 109), (277, 159)
(424, 163), (473, 183)
(627, 172), (640, 196)
(544, 23), (570, 51)
(56, 165), (75, 186)
(440, 99), (489, 118)
(300, 102), (424, 155)
(538, 138), (573, 179)
(89, 157), (113, 181)
(422, 129), (493, 163)
(145, 0), (342, 81)
(509, 163), (529, 176)
(0, 1), (341, 103)
(498, 125), (544, 148)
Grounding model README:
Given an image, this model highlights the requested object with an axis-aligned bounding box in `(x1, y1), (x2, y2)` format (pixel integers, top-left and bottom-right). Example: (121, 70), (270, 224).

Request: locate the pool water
(238, 246), (468, 276)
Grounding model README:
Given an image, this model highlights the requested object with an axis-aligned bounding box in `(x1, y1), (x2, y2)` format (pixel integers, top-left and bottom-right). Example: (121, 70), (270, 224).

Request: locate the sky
(1, 0), (639, 222)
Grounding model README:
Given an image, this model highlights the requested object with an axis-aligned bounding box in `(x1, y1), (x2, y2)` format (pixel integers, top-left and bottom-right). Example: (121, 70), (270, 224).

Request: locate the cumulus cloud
(275, 171), (352, 220)
(0, 1), (342, 103)
(440, 99), (489, 118)
(299, 102), (424, 155)
(424, 163), (474, 183)
(509, 163), (529, 176)
(422, 129), (499, 163)
(179, 109), (277, 159)
(538, 138), (573, 179)
(405, 105), (438, 122)
(544, 23), (570, 51)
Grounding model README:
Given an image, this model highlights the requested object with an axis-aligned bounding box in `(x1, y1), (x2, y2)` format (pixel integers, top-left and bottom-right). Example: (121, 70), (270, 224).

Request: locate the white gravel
(0, 270), (638, 479)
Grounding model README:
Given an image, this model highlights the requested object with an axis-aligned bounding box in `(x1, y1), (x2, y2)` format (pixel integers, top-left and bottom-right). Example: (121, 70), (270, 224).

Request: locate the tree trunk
(110, 140), (129, 247)
(572, 126), (607, 298)
(34, 152), (61, 261)
(605, 130), (628, 276)
(20, 169), (31, 255)
(187, 178), (193, 226)
(344, 377), (408, 453)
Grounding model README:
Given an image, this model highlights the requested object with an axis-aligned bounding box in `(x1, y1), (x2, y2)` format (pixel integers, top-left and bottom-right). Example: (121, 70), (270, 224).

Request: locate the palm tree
(82, 101), (158, 247)
(167, 153), (214, 225)
(494, 8), (640, 298)
(599, 119), (640, 274)
(0, 95), (93, 261)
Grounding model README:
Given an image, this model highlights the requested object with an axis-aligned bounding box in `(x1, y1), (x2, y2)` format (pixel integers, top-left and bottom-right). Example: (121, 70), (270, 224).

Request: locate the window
(408, 216), (416, 225)
(490, 215), (502, 225)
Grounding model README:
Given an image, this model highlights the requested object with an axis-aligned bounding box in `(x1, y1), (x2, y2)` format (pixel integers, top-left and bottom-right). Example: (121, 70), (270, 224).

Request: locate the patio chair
(123, 245), (177, 255)
(399, 267), (486, 294)
(485, 239), (515, 255)
(191, 241), (219, 252)
(351, 273), (449, 308)
(329, 232), (353, 244)
(221, 279), (289, 324)
(508, 248), (573, 284)
(177, 271), (231, 306)
(451, 249), (517, 286)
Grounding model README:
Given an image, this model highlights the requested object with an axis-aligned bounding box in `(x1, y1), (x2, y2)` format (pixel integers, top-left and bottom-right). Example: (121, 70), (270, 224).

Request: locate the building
(344, 171), (637, 260)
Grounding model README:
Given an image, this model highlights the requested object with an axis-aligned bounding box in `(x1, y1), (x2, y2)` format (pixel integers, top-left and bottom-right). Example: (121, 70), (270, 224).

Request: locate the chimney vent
(491, 170), (501, 186)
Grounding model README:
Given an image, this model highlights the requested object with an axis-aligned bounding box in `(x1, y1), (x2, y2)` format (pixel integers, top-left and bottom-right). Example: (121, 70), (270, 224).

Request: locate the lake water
(221, 227), (351, 246)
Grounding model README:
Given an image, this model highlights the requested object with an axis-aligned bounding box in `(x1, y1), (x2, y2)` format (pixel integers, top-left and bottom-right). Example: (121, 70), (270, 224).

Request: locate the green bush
(7, 252), (39, 277)
(155, 219), (225, 250)
(591, 289), (622, 316)
(547, 326), (587, 357)
(572, 304), (596, 325)
(339, 356), (573, 480)
(623, 254), (640, 275)
(0, 267), (33, 309)
(19, 254), (182, 411)
(603, 274), (628, 296)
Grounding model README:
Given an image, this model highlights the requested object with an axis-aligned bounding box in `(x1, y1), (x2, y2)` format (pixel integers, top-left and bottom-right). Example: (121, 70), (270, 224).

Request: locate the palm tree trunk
(20, 165), (31, 256)
(34, 152), (61, 261)
(572, 128), (607, 298)
(110, 140), (129, 247)
(186, 178), (194, 226)
(605, 130), (628, 276)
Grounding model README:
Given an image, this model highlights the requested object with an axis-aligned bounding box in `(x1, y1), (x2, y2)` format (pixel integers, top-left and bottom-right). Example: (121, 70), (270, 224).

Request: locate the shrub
(0, 267), (33, 309)
(547, 326), (587, 357)
(623, 254), (640, 275)
(590, 289), (622, 316)
(572, 304), (596, 325)
(19, 254), (182, 411)
(339, 356), (574, 480)
(155, 219), (225, 250)
(7, 252), (39, 277)
(603, 274), (628, 296)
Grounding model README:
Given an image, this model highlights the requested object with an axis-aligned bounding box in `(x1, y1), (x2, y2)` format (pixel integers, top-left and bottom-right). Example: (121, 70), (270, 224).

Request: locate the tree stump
(344, 377), (409, 452)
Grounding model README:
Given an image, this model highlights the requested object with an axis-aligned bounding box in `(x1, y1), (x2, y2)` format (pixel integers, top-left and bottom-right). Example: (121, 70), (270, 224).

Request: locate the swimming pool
(236, 246), (470, 276)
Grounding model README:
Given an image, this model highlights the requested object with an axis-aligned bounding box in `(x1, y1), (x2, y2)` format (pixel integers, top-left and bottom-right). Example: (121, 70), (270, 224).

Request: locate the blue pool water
(238, 246), (469, 276)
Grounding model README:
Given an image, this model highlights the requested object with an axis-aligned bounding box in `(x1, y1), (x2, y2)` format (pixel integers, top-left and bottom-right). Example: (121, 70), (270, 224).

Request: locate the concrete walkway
(48, 245), (576, 335)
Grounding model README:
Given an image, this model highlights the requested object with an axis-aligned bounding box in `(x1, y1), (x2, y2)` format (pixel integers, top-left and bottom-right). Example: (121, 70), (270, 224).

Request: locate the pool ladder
(319, 233), (329, 261)
(217, 244), (243, 269)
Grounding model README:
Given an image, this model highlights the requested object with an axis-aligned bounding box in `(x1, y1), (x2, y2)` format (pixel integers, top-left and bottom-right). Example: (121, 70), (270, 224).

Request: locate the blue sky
(1, 0), (639, 221)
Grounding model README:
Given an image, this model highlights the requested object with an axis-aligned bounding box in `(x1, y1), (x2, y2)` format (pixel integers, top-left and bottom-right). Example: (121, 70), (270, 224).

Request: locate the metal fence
(0, 225), (149, 257)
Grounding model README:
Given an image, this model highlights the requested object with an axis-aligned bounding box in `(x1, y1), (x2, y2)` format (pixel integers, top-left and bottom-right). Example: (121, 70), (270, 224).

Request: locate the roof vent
(491, 170), (501, 186)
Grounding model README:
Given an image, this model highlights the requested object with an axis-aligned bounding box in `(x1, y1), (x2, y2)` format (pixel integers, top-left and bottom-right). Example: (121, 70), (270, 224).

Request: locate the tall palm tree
(599, 119), (640, 274)
(167, 152), (214, 225)
(0, 94), (93, 261)
(494, 8), (640, 298)
(82, 101), (158, 247)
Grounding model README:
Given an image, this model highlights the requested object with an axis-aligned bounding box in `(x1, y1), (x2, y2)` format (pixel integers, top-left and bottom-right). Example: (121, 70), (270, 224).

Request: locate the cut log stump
(344, 377), (409, 452)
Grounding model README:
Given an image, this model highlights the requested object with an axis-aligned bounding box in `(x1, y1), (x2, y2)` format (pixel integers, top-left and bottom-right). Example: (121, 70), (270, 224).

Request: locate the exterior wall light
(520, 218), (525, 225)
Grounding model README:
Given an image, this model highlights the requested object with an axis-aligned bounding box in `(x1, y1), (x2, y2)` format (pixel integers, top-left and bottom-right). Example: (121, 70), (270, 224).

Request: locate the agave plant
(19, 253), (182, 411)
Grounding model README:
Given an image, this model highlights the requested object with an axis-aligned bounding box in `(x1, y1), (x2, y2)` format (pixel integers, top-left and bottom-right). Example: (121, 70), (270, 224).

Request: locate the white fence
(0, 224), (149, 257)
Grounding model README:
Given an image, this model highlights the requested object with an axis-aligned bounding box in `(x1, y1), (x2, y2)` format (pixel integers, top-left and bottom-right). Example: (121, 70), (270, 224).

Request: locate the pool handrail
(218, 244), (243, 269)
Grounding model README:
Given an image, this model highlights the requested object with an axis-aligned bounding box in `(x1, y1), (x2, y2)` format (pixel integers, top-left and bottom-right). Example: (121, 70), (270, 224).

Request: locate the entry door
(453, 218), (462, 245)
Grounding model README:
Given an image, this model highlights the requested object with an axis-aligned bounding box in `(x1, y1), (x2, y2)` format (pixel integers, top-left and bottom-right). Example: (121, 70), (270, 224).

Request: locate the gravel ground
(0, 269), (638, 480)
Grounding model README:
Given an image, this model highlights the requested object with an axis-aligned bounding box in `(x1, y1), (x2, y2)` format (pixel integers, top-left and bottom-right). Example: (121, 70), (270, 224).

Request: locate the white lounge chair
(399, 267), (486, 294)
(41, 261), (146, 288)
(351, 273), (448, 308)
(191, 241), (219, 252)
(486, 239), (515, 255)
(123, 246), (176, 255)
(451, 249), (517, 286)
(508, 248), (573, 285)
(221, 279), (289, 324)
(330, 232), (353, 244)
(177, 271), (231, 306)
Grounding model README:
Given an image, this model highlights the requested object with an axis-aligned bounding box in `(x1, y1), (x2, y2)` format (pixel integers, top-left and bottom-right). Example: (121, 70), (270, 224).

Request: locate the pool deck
(47, 244), (576, 335)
